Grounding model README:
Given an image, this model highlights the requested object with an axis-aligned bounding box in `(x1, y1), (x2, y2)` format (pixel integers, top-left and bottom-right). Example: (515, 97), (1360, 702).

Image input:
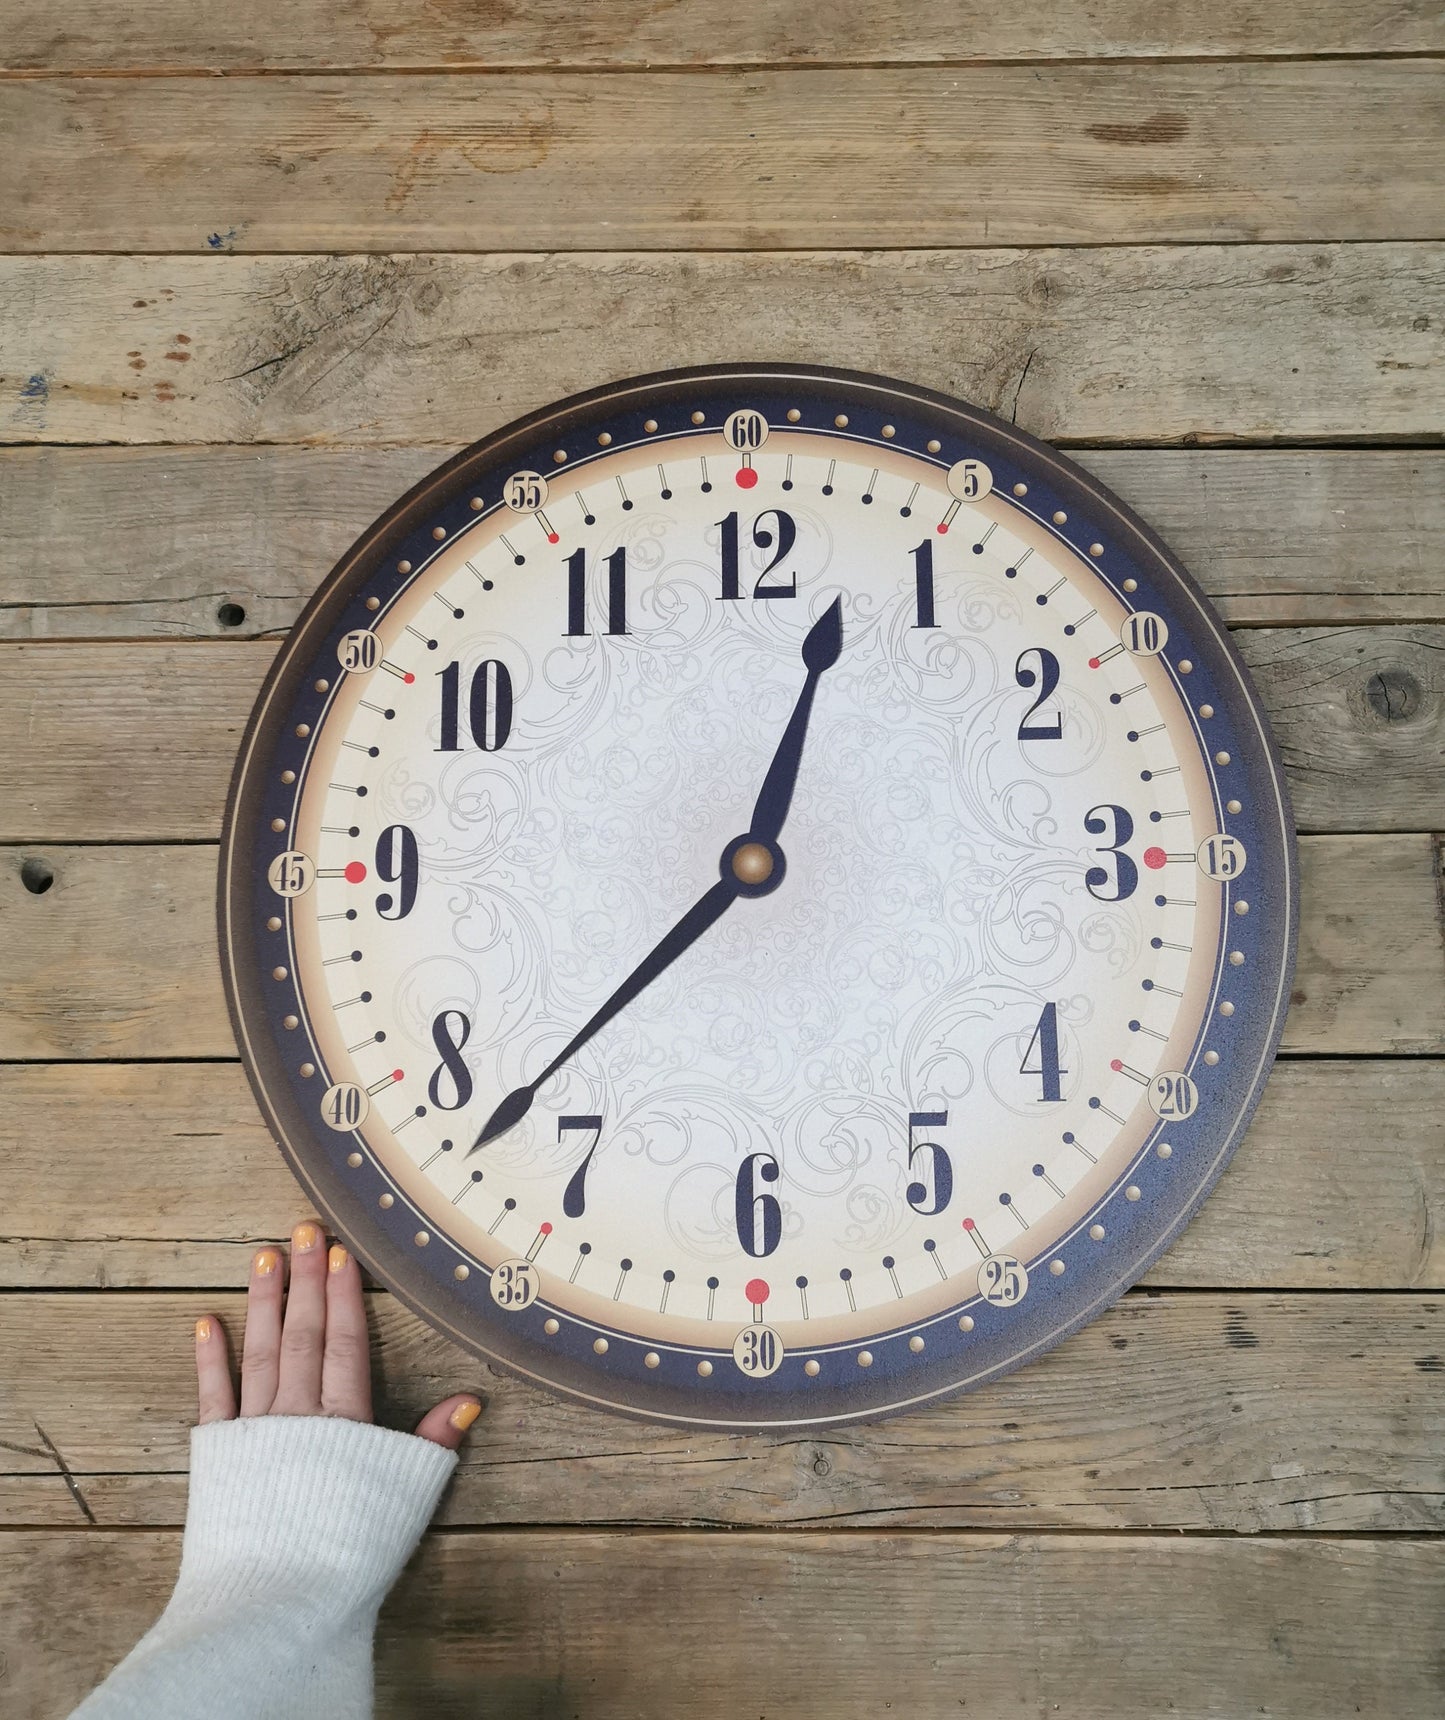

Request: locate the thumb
(414, 1393), (483, 1451)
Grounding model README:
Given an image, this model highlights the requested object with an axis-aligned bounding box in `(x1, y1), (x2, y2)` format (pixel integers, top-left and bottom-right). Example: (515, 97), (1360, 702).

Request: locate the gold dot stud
(731, 842), (775, 885)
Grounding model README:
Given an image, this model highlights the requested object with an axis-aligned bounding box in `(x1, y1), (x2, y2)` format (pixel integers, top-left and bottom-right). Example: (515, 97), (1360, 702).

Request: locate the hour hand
(747, 596), (844, 845)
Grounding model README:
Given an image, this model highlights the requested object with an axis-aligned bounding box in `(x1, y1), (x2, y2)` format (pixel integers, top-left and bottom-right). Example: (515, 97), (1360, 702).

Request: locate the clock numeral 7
(906, 1110), (953, 1215)
(716, 509), (797, 602)
(560, 1115), (604, 1218)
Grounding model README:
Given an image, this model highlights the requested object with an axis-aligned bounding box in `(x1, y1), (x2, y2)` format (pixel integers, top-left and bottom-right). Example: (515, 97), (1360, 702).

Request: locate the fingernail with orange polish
(449, 1400), (482, 1433)
(195, 1317), (212, 1343)
(293, 1222), (322, 1253)
(253, 1247), (281, 1277)
(328, 1244), (349, 1274)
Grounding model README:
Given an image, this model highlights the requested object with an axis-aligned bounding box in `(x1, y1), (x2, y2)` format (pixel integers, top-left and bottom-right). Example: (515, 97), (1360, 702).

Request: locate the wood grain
(3, 63), (1440, 253)
(2, 1290), (1441, 1531)
(4, 0), (1440, 73)
(3, 1059), (1438, 1291)
(1, 836), (1440, 1060)
(1, 630), (1440, 841)
(2, 247), (1441, 447)
(6, 447), (1444, 639)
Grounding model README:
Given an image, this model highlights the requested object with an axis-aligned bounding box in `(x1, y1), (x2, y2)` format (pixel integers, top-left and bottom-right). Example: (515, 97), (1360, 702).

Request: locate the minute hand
(747, 595), (844, 845)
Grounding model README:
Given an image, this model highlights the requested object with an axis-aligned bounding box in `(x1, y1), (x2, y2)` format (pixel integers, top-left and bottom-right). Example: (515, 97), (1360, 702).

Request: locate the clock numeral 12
(437, 661), (513, 752)
(566, 546), (628, 636)
(717, 509), (797, 602)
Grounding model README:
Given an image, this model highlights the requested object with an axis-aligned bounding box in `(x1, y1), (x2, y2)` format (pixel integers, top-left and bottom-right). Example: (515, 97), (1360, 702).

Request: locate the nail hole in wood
(20, 858), (54, 895)
(217, 602), (247, 629)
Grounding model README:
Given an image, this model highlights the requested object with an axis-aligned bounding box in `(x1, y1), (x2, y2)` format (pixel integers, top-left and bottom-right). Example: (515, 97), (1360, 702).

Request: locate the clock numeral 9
(735, 1152), (782, 1258)
(375, 824), (418, 919)
(1084, 804), (1138, 902)
(427, 1010), (474, 1111)
(1015, 647), (1063, 741)
(438, 660), (513, 753)
(717, 509), (797, 602)
(906, 1110), (953, 1215)
(1020, 1002), (1067, 1102)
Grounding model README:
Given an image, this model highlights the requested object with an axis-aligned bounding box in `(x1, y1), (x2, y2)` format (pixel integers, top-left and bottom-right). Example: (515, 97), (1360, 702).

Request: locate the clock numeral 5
(906, 1110), (953, 1215)
(437, 660), (513, 753)
(735, 1152), (782, 1258)
(716, 509), (797, 602)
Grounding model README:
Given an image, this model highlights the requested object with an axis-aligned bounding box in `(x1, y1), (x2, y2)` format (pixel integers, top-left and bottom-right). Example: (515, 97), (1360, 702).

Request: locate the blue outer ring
(218, 363), (1298, 1430)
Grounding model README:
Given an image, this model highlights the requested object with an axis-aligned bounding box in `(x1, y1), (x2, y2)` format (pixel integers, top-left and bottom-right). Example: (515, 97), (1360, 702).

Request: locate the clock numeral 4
(1020, 1002), (1067, 1103)
(716, 509), (797, 602)
(438, 660), (513, 752)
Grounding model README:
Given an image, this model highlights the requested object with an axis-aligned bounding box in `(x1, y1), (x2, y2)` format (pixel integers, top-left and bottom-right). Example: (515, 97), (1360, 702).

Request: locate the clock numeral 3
(1084, 804), (1138, 902)
(427, 1010), (474, 1111)
(735, 1152), (782, 1258)
(375, 824), (418, 919)
(437, 659), (513, 753)
(905, 1110), (953, 1215)
(716, 509), (797, 602)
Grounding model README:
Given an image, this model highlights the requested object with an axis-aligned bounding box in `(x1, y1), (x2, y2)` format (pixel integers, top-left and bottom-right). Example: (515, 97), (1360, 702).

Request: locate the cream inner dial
(290, 431), (1219, 1349)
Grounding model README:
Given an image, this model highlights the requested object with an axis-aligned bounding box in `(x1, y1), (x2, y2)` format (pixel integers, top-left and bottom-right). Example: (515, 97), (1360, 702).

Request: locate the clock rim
(218, 362), (1299, 1430)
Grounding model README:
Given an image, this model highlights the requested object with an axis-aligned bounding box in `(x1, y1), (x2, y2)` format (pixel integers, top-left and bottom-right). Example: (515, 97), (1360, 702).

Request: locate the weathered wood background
(1, 4), (1442, 1715)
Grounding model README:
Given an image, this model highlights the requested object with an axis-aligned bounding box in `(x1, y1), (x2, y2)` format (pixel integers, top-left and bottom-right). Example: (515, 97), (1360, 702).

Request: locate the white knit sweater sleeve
(69, 1416), (458, 1720)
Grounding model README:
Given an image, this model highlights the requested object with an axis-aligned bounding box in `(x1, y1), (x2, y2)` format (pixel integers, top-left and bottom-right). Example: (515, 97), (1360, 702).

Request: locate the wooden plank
(2, 247), (1440, 447)
(3, 63), (1441, 253)
(1, 630), (1441, 841)
(6, 1534), (1443, 1720)
(1, 834), (1440, 1057)
(1, 1290), (1440, 1531)
(4, 1059), (1438, 1291)
(4, 0), (1440, 73)
(7, 448), (1444, 639)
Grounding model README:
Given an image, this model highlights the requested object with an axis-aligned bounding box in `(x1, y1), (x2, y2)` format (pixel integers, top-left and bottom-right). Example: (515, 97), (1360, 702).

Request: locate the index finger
(321, 1243), (373, 1423)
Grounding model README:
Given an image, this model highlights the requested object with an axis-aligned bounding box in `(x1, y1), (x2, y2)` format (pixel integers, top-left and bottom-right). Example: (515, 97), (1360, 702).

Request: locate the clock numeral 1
(437, 660), (513, 752)
(566, 546), (628, 636)
(560, 1114), (604, 1218)
(717, 510), (797, 602)
(911, 539), (936, 629)
(905, 1110), (953, 1215)
(735, 1152), (782, 1258)
(1020, 1002), (1067, 1103)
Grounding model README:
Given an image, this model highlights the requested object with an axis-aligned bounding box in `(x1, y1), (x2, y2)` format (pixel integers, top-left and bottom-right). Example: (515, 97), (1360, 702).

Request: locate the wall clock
(220, 364), (1297, 1430)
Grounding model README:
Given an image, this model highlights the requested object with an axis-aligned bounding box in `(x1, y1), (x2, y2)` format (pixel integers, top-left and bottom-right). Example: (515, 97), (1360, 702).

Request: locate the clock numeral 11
(566, 546), (628, 636)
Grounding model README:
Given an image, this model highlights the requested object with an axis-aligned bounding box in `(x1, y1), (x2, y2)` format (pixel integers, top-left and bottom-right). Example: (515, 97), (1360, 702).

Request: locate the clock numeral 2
(1015, 647), (1063, 741)
(717, 509), (797, 602)
(735, 1152), (782, 1257)
(438, 660), (513, 752)
(566, 546), (628, 636)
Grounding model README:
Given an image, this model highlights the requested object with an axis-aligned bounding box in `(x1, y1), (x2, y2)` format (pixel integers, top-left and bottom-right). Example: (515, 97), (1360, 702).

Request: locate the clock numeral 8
(735, 1152), (782, 1258)
(427, 1010), (474, 1111)
(732, 1324), (785, 1378)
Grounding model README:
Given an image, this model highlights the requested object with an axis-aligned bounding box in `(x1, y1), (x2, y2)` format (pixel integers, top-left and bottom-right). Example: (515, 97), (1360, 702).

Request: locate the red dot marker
(745, 1277), (770, 1305)
(539, 1222), (553, 1236)
(1110, 1058), (1124, 1072)
(546, 532), (560, 543)
(1088, 656), (1101, 669)
(962, 1217), (976, 1232)
(735, 467), (758, 489)
(402, 672), (416, 685)
(1144, 846), (1167, 870)
(936, 521), (949, 534)
(344, 861), (367, 884)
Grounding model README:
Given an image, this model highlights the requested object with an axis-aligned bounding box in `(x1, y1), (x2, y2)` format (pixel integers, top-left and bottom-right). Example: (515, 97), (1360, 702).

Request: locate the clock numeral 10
(437, 660), (513, 752)
(717, 510), (797, 602)
(566, 546), (628, 637)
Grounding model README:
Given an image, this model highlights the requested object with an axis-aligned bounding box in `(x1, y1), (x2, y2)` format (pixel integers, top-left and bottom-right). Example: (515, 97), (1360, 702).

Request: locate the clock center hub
(721, 834), (786, 897)
(731, 842), (775, 886)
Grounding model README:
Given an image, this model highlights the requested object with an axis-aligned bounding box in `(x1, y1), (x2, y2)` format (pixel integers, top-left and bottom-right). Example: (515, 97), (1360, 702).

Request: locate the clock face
(220, 365), (1297, 1429)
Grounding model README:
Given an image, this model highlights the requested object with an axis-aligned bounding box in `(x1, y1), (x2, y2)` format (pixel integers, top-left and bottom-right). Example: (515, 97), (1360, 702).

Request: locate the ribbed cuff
(173, 1417), (458, 1618)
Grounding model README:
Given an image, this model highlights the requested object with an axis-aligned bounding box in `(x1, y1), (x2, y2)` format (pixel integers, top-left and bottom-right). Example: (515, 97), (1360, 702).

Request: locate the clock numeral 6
(1084, 804), (1138, 902)
(906, 1110), (953, 1216)
(267, 850), (315, 898)
(1197, 833), (1247, 880)
(438, 660), (513, 753)
(978, 1253), (1028, 1307)
(336, 629), (380, 673)
(732, 1324), (785, 1378)
(735, 1152), (782, 1258)
(427, 1010), (474, 1111)
(320, 1082), (369, 1131)
(1121, 611), (1168, 656)
(375, 824), (418, 920)
(489, 1259), (540, 1311)
(1149, 1070), (1199, 1120)
(723, 409), (769, 451)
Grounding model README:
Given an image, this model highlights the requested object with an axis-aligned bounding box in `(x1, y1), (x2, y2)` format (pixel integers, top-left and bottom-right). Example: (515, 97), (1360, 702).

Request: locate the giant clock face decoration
(220, 365), (1297, 1429)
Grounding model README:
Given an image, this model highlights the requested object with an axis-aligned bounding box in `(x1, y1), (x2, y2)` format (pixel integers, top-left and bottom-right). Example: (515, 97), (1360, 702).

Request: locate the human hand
(192, 1219), (481, 1449)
